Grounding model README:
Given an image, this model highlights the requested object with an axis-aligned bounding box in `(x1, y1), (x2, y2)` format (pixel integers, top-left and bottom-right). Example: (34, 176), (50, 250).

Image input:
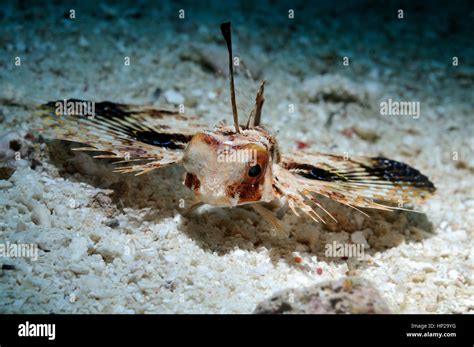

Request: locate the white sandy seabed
(0, 2), (473, 313)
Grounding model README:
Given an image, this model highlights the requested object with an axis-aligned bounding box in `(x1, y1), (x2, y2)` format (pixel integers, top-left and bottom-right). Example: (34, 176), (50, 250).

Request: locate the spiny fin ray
(274, 151), (436, 222)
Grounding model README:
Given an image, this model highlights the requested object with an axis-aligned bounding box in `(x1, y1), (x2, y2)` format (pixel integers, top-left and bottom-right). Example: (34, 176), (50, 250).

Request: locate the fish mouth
(199, 196), (236, 207)
(195, 188), (238, 207)
(184, 173), (238, 207)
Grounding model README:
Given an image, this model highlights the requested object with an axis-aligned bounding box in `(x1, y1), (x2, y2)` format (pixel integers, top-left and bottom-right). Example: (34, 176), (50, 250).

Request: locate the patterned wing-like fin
(274, 151), (436, 222)
(37, 99), (208, 175)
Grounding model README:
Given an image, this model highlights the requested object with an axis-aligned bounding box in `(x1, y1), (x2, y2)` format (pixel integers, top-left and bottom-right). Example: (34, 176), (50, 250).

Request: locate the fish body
(38, 22), (435, 228)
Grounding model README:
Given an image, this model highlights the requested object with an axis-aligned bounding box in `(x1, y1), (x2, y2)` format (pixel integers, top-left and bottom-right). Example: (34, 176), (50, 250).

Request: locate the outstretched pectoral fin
(273, 151), (436, 223)
(37, 100), (208, 176)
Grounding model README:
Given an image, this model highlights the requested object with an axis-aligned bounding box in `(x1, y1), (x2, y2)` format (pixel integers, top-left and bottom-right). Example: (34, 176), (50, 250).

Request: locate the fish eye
(248, 164), (261, 177)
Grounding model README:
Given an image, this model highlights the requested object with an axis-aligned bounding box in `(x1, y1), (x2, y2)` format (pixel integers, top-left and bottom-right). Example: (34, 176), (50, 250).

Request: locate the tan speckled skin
(182, 126), (278, 207)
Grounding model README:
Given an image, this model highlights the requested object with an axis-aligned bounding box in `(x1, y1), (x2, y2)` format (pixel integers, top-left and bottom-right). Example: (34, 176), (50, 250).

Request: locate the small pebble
(351, 231), (369, 247)
(164, 89), (185, 105)
(152, 87), (162, 100)
(104, 219), (120, 228)
(31, 204), (51, 228)
(16, 221), (27, 232)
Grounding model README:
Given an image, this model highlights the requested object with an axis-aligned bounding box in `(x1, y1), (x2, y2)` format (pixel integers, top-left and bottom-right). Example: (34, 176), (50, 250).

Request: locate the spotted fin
(274, 151), (435, 223)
